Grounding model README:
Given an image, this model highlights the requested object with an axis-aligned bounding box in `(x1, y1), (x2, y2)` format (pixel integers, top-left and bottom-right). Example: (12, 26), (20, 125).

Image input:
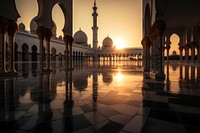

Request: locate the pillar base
(143, 78), (165, 90)
(0, 71), (18, 78)
(150, 71), (165, 81)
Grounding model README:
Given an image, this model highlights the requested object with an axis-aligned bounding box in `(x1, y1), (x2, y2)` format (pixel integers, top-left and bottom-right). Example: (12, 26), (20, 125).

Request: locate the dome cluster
(19, 17), (57, 38)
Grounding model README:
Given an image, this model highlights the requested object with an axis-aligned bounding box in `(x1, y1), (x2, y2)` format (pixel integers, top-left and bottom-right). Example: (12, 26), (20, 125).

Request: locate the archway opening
(22, 44), (29, 61)
(15, 0), (38, 31)
(31, 45), (38, 61)
(170, 33), (180, 57)
(51, 47), (57, 61)
(52, 3), (65, 37)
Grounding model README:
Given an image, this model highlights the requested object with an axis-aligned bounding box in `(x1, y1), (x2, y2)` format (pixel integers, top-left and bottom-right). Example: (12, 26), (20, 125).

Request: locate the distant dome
(19, 22), (25, 31)
(102, 36), (113, 48)
(30, 17), (57, 36)
(74, 29), (88, 45)
(58, 35), (62, 40)
(30, 18), (37, 34)
(52, 22), (57, 37)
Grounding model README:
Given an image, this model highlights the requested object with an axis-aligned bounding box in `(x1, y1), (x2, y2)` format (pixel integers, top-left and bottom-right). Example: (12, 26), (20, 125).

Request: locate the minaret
(92, 0), (98, 49)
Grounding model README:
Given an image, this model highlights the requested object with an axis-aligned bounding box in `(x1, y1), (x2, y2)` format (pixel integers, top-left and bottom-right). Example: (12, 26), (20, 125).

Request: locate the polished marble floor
(0, 61), (200, 133)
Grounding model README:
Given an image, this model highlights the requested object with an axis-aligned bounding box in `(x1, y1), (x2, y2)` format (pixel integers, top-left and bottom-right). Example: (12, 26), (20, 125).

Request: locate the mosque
(0, 0), (200, 78)
(13, 2), (142, 64)
(1, 1), (200, 133)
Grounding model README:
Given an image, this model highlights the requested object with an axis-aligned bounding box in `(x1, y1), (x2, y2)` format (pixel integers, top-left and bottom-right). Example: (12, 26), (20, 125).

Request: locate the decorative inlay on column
(179, 45), (184, 62)
(44, 28), (52, 71)
(7, 20), (18, 73)
(69, 36), (74, 70)
(63, 35), (70, 69)
(150, 31), (156, 72)
(141, 36), (151, 72)
(149, 20), (166, 81)
(0, 17), (9, 74)
(36, 26), (46, 72)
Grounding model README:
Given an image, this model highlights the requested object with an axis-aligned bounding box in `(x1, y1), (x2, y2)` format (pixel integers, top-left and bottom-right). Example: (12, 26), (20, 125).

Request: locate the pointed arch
(22, 43), (29, 61)
(51, 47), (56, 61)
(31, 45), (38, 61)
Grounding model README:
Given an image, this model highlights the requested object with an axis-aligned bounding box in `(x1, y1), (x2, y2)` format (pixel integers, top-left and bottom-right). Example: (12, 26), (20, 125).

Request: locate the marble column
(179, 46), (184, 62)
(149, 20), (166, 81)
(141, 36), (151, 72)
(162, 46), (165, 63)
(184, 44), (189, 63)
(44, 28), (52, 71)
(165, 37), (171, 63)
(154, 20), (166, 81)
(36, 26), (46, 72)
(69, 36), (74, 69)
(63, 35), (70, 68)
(191, 42), (196, 63)
(197, 45), (200, 63)
(0, 18), (9, 73)
(7, 20), (18, 73)
(166, 46), (170, 63)
(150, 32), (156, 72)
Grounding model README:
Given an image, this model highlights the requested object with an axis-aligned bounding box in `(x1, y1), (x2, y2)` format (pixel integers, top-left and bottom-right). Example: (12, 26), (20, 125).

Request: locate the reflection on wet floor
(0, 61), (200, 133)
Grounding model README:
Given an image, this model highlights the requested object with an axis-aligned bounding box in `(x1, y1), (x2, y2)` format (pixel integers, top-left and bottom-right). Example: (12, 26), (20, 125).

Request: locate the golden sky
(16, 0), (142, 48)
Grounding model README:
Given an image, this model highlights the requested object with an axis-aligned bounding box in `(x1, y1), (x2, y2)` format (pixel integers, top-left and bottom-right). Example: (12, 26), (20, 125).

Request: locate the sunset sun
(114, 39), (126, 49)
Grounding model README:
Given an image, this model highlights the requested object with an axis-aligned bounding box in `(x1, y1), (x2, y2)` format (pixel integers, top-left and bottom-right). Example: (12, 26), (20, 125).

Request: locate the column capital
(63, 35), (70, 44)
(44, 28), (52, 41)
(7, 20), (18, 37)
(141, 36), (151, 47)
(0, 17), (9, 34)
(69, 36), (74, 46)
(36, 26), (46, 40)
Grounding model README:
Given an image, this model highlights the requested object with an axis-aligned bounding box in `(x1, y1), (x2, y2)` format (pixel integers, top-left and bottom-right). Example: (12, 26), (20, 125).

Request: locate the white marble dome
(102, 36), (113, 48)
(74, 29), (88, 45)
(19, 22), (25, 31)
(30, 18), (37, 34)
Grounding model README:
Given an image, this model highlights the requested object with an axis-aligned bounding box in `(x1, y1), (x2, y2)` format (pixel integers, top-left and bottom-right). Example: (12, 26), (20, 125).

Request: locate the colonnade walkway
(0, 61), (200, 133)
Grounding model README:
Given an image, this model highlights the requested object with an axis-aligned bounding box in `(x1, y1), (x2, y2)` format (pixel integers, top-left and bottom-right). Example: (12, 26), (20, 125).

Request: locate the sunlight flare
(114, 38), (126, 49)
